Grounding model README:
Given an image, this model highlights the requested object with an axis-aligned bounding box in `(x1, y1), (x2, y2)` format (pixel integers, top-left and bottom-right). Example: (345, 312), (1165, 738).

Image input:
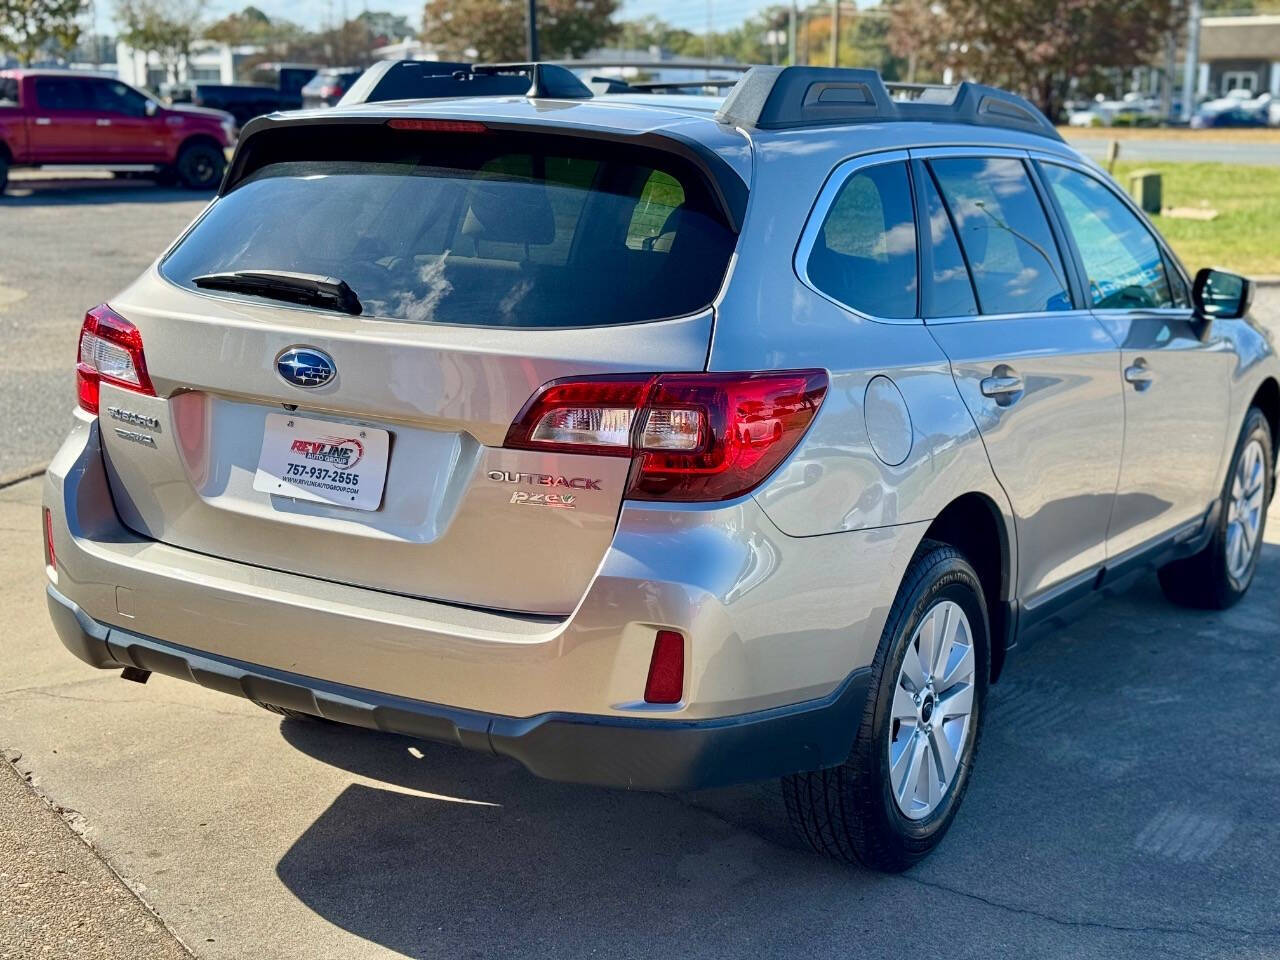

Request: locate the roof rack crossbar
(472, 62), (592, 99)
(715, 66), (1061, 141)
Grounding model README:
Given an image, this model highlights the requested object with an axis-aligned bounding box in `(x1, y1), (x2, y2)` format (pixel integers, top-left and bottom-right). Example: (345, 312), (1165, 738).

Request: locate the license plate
(253, 413), (390, 512)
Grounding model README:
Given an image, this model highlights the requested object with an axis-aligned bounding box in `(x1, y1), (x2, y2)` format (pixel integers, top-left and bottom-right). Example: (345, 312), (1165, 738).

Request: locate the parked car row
(1067, 88), (1280, 128)
(0, 69), (234, 193)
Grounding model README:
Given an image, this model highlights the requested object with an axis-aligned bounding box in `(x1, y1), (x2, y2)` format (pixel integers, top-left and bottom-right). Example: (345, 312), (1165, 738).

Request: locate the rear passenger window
(806, 161), (917, 319)
(35, 77), (88, 111)
(921, 169), (978, 318)
(1041, 164), (1173, 310)
(930, 157), (1072, 315)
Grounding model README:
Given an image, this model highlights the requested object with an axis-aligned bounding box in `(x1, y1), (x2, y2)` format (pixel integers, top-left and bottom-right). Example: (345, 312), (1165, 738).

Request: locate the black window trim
(1031, 153), (1195, 318)
(793, 148), (923, 326)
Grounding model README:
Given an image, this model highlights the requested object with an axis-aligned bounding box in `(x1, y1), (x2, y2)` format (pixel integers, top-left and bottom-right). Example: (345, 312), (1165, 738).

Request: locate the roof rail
(472, 62), (592, 99)
(714, 66), (1061, 141)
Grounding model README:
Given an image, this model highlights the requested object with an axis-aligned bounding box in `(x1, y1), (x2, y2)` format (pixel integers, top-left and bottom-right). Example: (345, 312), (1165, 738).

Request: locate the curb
(0, 462), (49, 490)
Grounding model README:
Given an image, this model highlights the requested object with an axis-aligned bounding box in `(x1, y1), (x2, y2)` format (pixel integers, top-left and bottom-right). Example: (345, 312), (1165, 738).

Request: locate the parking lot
(2, 176), (1280, 960)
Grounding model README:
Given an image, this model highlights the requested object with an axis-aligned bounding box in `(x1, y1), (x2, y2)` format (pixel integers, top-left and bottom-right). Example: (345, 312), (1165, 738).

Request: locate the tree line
(3, 0), (1278, 117)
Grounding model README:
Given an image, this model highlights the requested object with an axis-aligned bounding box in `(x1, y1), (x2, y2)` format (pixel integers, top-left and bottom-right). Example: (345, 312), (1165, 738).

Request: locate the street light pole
(831, 0), (840, 67)
(788, 0), (797, 65)
(1180, 0), (1201, 122)
(527, 0), (539, 61)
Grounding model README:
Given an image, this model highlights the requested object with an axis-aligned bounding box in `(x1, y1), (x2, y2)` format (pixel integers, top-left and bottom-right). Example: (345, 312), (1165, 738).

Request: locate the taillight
(504, 370), (828, 502)
(76, 304), (155, 415)
(644, 630), (685, 704)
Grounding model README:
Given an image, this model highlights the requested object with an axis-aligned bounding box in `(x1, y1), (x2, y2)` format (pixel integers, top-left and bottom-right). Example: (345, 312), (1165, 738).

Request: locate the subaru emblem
(276, 347), (335, 388)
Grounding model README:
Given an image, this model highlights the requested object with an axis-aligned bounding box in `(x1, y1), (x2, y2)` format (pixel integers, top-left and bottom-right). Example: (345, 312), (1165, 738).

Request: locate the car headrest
(461, 177), (556, 247)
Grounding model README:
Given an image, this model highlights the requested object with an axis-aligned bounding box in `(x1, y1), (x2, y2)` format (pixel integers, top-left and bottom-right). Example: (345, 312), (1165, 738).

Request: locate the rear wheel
(175, 141), (225, 190)
(783, 540), (989, 872)
(0, 154), (9, 195)
(1159, 408), (1272, 609)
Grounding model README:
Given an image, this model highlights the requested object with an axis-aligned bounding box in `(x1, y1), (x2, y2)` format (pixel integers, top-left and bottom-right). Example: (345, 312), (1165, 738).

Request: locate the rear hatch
(96, 119), (741, 615)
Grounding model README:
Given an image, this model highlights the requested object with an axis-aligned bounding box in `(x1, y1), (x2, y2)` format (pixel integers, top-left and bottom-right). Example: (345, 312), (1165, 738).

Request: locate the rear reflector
(386, 118), (489, 134)
(76, 304), (155, 415)
(43, 507), (56, 569)
(505, 370), (828, 502)
(644, 630), (685, 704)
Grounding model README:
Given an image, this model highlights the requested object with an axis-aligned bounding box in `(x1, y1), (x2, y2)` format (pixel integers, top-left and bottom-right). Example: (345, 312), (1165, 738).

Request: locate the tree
(117, 0), (206, 81)
(421, 0), (619, 61)
(913, 0), (1184, 120)
(0, 0), (87, 65)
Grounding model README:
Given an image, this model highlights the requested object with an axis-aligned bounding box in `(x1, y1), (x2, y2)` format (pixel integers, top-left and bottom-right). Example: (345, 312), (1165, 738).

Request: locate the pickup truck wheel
(1159, 407), (1273, 609)
(175, 142), (225, 190)
(783, 540), (988, 872)
(0, 154), (8, 195)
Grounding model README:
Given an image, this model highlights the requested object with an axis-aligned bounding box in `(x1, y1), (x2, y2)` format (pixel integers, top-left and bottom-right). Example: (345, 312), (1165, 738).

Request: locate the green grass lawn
(1108, 162), (1280, 277)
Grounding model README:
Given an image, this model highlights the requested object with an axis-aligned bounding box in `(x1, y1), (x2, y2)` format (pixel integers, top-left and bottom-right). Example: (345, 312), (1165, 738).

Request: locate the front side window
(805, 160), (918, 319)
(929, 157), (1072, 315)
(1041, 164), (1173, 310)
(87, 79), (148, 117)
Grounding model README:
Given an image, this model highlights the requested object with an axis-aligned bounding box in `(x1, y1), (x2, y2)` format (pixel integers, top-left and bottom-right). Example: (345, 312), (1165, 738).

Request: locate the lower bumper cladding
(47, 585), (870, 792)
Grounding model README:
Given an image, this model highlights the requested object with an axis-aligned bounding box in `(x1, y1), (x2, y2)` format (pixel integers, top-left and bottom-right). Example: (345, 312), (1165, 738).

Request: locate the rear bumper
(42, 412), (927, 788)
(47, 584), (871, 790)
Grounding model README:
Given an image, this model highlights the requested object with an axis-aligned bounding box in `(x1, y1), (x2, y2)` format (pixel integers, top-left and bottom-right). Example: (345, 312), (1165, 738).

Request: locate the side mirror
(1192, 267), (1253, 320)
(144, 99), (159, 117)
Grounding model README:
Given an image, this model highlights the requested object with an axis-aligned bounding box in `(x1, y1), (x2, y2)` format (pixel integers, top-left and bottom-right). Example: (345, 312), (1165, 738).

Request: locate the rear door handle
(34, 117), (52, 125)
(980, 370), (1024, 407)
(96, 118), (112, 126)
(1124, 359), (1154, 391)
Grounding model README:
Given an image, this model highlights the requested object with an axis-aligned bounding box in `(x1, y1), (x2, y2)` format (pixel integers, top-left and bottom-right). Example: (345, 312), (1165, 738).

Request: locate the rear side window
(930, 157), (1072, 315)
(805, 161), (918, 319)
(35, 77), (88, 110)
(161, 129), (738, 328)
(1041, 164), (1173, 310)
(0, 77), (17, 105)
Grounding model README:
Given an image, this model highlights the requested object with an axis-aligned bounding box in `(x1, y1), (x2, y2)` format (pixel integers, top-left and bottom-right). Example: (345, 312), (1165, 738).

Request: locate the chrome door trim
(792, 148), (923, 327)
(925, 308), (1096, 326)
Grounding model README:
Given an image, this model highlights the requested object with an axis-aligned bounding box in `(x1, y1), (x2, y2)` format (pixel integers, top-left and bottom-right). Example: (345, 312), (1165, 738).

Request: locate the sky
(93, 0), (781, 38)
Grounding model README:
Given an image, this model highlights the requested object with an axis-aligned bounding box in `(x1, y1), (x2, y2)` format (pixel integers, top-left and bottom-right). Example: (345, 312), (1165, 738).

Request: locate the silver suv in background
(43, 66), (1278, 871)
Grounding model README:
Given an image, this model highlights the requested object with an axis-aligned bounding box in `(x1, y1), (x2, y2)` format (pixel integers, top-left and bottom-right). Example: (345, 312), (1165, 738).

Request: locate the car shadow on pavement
(274, 720), (852, 959)
(273, 549), (1280, 958)
(0, 178), (212, 205)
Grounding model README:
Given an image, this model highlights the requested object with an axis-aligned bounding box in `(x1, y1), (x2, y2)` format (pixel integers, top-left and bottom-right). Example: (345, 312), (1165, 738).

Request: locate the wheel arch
(921, 492), (1014, 682)
(176, 132), (225, 157)
(1251, 376), (1279, 474)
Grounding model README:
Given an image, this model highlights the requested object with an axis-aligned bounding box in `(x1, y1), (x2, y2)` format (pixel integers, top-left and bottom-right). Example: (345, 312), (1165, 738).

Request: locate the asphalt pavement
(1067, 136), (1280, 166)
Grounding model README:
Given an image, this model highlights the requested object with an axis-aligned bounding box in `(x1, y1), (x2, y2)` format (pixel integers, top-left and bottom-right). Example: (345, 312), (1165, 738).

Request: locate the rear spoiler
(220, 112), (750, 233)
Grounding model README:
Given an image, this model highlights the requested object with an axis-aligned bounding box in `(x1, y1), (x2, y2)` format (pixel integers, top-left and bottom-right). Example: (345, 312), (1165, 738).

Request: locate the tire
(783, 539), (989, 872)
(1158, 407), (1273, 609)
(174, 141), (225, 190)
(0, 153), (8, 195)
(252, 700), (332, 723)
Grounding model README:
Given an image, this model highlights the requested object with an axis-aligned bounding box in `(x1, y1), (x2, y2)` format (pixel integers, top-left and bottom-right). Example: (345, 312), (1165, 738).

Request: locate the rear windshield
(161, 129), (738, 328)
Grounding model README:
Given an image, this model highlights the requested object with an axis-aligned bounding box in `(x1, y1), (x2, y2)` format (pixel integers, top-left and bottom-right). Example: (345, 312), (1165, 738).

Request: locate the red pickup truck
(0, 69), (235, 194)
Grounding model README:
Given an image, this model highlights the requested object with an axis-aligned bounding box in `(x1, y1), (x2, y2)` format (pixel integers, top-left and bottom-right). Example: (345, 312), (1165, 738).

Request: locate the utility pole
(706, 0), (713, 60)
(830, 0), (840, 67)
(1180, 0), (1201, 122)
(527, 0), (539, 60)
(788, 0), (797, 65)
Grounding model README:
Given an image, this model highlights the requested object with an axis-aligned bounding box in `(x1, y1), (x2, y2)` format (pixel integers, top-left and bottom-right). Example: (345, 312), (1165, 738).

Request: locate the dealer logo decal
(290, 436), (365, 468)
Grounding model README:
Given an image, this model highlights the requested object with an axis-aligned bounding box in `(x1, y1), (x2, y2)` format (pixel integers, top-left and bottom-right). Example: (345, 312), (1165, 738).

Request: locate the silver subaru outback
(43, 66), (1278, 871)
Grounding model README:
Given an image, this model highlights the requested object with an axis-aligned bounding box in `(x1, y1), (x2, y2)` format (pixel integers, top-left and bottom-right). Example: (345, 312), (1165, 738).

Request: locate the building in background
(1196, 14), (1280, 98)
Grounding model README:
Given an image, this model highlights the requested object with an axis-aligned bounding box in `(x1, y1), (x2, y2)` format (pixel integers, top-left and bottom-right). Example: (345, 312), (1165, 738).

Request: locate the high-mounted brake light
(505, 370), (828, 502)
(386, 118), (489, 134)
(76, 304), (155, 415)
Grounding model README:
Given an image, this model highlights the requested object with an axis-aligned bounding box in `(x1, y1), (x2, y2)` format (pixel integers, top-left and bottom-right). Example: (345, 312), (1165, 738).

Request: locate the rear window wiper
(192, 270), (363, 316)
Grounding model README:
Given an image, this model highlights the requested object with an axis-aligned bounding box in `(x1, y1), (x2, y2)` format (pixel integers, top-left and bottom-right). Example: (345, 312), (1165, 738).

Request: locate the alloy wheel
(1226, 437), (1267, 583)
(888, 599), (976, 820)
